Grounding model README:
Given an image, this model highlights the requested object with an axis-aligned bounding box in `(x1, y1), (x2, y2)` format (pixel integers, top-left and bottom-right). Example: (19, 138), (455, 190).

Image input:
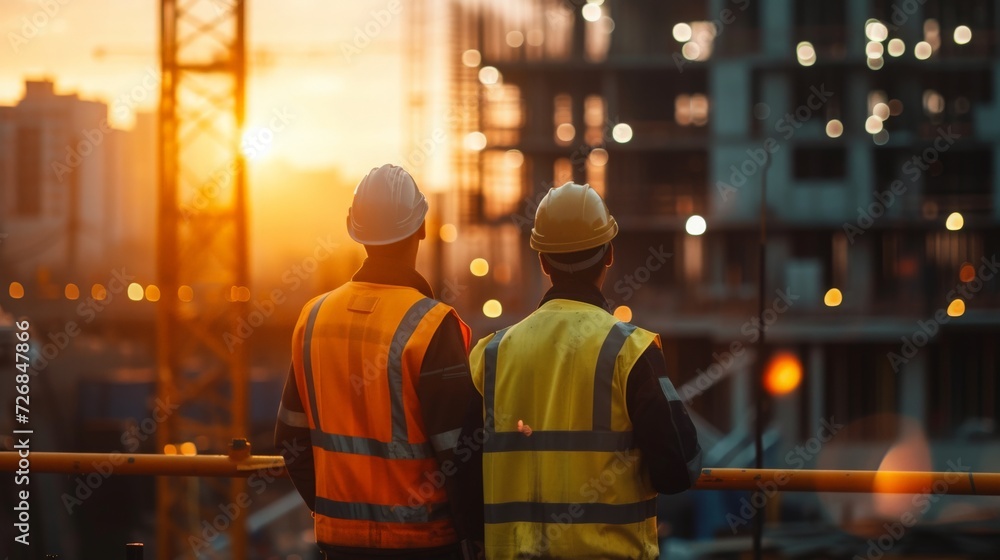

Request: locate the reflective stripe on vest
(483, 321), (639, 452)
(484, 498), (657, 525)
(315, 497), (451, 524)
(301, 294), (436, 460)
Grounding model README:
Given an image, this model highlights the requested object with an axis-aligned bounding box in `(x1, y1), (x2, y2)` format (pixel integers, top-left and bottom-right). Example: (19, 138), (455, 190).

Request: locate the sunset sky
(0, 0), (407, 176)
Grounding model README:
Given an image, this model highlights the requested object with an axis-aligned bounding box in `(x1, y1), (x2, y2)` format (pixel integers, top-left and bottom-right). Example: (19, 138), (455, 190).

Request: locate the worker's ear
(605, 243), (614, 268)
(538, 253), (553, 277)
(416, 221), (426, 241)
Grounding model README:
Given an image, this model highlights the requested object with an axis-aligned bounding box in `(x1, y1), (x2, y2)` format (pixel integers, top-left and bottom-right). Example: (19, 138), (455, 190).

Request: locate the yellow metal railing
(3, 450), (999, 495)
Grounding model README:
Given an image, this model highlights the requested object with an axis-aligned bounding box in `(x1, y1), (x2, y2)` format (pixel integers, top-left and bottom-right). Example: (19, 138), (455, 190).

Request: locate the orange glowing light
(613, 305), (632, 322)
(959, 263), (975, 283)
(764, 351), (802, 396)
(9, 282), (25, 299)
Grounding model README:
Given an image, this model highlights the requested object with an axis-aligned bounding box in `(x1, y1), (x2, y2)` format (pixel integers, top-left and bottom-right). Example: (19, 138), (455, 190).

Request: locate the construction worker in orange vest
(467, 182), (702, 559)
(275, 164), (485, 559)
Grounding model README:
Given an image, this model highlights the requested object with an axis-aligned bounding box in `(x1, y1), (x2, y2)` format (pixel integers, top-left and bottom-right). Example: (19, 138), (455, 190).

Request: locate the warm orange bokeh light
(65, 283), (80, 300)
(764, 351), (803, 396)
(959, 263), (976, 283)
(9, 282), (25, 299)
(613, 305), (633, 322)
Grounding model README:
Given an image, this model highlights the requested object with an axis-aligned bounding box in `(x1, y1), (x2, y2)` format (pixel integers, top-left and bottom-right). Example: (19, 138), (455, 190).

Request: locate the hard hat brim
(530, 217), (618, 253)
(347, 200), (428, 246)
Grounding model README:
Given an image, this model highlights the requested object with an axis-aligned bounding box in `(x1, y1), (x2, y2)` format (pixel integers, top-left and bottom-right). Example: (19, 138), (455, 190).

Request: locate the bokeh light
(483, 299), (502, 318)
(765, 352), (803, 396)
(9, 282), (24, 299)
(865, 115), (884, 134)
(613, 305), (633, 322)
(945, 212), (964, 231)
(953, 25), (972, 45)
(914, 41), (932, 60)
(464, 131), (487, 151)
(685, 215), (707, 236)
(887, 38), (906, 57)
(588, 148), (609, 166)
(612, 123), (633, 143)
(672, 23), (692, 42)
(796, 41), (816, 66)
(439, 224), (458, 243)
(947, 299), (966, 317)
(127, 283), (144, 301)
(581, 3), (601, 22)
(478, 66), (500, 85)
(470, 258), (489, 277)
(959, 263), (976, 283)
(824, 288), (843, 307)
(461, 49), (481, 67)
(65, 283), (80, 300)
(826, 119), (843, 138)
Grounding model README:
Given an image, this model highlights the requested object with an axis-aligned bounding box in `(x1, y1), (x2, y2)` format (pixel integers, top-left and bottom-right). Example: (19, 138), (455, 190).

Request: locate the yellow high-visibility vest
(470, 298), (661, 559)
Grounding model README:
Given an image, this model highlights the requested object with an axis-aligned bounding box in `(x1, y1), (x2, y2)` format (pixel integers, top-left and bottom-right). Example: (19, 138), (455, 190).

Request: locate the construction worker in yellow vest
(275, 164), (485, 559)
(468, 182), (702, 559)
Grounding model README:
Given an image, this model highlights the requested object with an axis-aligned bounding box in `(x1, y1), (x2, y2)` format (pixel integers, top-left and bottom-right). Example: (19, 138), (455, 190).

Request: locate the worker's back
(470, 298), (661, 559)
(291, 280), (460, 549)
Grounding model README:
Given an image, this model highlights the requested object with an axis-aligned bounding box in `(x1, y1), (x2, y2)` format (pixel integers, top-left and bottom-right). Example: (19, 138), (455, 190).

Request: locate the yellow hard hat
(530, 182), (618, 253)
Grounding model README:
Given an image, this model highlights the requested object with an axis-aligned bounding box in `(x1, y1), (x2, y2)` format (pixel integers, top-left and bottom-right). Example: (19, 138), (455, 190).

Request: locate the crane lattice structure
(157, 0), (249, 558)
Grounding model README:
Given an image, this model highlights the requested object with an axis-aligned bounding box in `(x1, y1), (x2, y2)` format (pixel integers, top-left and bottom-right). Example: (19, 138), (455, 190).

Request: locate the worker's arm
(274, 364), (317, 510)
(417, 314), (485, 545)
(626, 346), (702, 494)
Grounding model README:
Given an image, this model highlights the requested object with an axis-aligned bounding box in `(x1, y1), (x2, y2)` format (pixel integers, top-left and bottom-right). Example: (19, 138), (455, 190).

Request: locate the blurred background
(1, 0), (999, 558)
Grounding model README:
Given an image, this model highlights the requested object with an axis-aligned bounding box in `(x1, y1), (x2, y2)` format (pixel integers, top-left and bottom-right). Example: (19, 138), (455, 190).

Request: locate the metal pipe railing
(3, 450), (999, 495)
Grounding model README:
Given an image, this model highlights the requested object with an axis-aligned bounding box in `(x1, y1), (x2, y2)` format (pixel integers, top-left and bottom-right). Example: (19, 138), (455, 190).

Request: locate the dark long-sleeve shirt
(274, 257), (484, 558)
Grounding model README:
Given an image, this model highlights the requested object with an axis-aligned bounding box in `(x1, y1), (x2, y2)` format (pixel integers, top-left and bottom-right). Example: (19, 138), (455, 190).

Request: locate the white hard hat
(347, 164), (428, 245)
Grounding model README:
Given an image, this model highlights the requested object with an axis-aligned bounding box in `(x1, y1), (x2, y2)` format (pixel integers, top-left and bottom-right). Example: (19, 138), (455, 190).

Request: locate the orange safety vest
(292, 281), (471, 550)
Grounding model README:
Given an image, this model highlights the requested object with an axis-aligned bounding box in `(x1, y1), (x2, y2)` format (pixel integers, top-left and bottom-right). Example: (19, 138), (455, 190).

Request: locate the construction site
(1, 0), (1000, 558)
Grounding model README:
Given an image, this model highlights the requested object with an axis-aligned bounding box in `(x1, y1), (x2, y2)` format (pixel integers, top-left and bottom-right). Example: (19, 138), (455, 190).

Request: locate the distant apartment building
(0, 79), (157, 294)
